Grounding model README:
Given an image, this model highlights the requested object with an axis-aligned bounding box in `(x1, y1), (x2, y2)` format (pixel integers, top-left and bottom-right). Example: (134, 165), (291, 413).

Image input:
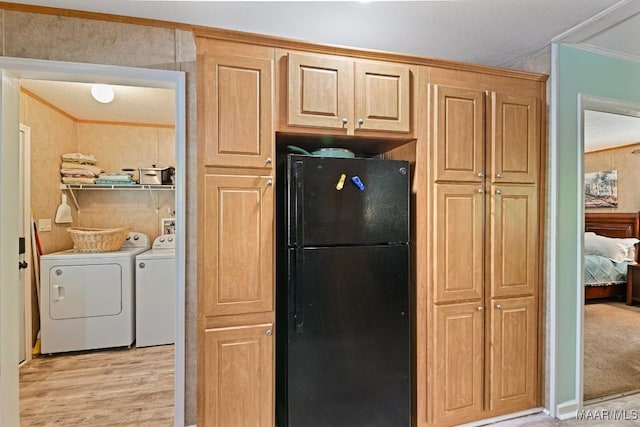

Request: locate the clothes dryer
(135, 233), (175, 347)
(40, 232), (150, 354)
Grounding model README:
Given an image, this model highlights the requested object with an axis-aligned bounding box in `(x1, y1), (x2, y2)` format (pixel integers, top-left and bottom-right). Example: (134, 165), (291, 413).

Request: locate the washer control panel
(122, 232), (150, 248)
(153, 234), (176, 249)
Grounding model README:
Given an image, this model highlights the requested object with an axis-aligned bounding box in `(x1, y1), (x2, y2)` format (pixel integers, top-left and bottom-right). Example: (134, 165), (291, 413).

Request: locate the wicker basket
(67, 227), (129, 253)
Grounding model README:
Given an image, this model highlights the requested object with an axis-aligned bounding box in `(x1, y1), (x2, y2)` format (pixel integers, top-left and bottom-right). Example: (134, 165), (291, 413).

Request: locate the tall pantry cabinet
(424, 68), (543, 426)
(196, 38), (276, 427)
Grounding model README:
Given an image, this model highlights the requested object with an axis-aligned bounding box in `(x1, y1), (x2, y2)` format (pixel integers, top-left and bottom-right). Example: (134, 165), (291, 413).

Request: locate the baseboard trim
(457, 407), (544, 427)
(557, 399), (579, 420)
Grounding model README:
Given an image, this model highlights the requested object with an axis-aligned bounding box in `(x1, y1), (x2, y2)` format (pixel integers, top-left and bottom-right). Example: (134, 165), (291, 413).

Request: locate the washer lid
(137, 248), (175, 260)
(42, 245), (150, 260)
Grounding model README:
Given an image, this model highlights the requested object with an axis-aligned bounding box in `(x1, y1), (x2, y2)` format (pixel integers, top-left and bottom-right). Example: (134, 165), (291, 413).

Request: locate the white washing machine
(40, 232), (150, 354)
(135, 233), (175, 347)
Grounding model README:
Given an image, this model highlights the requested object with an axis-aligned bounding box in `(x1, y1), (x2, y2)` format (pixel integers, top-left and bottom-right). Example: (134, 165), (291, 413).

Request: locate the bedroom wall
(585, 143), (640, 213)
(555, 43), (640, 415)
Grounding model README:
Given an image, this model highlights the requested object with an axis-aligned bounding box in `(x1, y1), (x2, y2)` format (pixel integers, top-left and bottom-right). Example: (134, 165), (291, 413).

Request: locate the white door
(0, 67), (22, 427)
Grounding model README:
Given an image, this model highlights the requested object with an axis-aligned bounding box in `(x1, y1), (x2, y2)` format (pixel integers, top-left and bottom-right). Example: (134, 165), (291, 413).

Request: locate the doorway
(0, 57), (186, 426)
(579, 95), (640, 406)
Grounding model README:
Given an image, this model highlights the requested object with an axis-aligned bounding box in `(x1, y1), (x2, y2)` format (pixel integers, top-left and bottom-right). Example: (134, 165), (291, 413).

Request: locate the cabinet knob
(496, 173), (503, 179)
(358, 118), (364, 127)
(139, 262), (146, 269)
(477, 172), (484, 178)
(477, 306), (484, 312)
(266, 179), (273, 186)
(476, 188), (484, 194)
(495, 189), (502, 195)
(496, 304), (503, 310)
(266, 329), (272, 336)
(265, 157), (272, 165)
(341, 117), (348, 126)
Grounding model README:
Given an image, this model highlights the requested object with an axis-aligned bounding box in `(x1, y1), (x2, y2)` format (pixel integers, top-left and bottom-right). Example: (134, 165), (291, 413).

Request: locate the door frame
(19, 123), (33, 365)
(576, 93), (640, 409)
(0, 56), (187, 426)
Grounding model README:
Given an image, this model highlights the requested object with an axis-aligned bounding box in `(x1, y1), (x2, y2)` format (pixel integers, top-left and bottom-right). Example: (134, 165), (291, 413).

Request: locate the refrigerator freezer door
(287, 155), (409, 247)
(282, 244), (410, 427)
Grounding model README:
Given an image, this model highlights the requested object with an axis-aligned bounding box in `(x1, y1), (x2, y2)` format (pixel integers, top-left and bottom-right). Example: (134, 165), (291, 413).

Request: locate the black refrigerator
(276, 154), (411, 427)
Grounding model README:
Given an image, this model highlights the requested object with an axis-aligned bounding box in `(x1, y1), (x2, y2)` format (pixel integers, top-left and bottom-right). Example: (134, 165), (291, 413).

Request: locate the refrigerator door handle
(294, 249), (305, 334)
(292, 160), (304, 247)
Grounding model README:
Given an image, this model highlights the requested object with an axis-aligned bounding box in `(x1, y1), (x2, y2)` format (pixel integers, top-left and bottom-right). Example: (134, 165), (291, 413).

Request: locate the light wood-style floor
(20, 345), (174, 426)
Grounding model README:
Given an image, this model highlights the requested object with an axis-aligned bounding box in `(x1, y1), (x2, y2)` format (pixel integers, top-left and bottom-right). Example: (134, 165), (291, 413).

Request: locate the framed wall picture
(585, 170), (618, 208)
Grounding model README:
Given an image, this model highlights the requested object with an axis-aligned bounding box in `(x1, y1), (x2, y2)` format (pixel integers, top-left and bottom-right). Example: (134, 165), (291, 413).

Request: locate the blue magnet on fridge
(351, 176), (365, 191)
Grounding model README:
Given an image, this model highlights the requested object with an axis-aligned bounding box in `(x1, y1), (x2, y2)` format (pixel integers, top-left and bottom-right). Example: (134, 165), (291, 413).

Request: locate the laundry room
(17, 79), (178, 424)
(21, 80), (176, 254)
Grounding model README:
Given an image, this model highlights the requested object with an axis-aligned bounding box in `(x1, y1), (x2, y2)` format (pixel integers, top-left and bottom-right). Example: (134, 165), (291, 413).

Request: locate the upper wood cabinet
(489, 93), (539, 184)
(202, 174), (274, 317)
(200, 53), (274, 169)
(433, 85), (485, 182)
(284, 51), (412, 135)
(432, 85), (539, 185)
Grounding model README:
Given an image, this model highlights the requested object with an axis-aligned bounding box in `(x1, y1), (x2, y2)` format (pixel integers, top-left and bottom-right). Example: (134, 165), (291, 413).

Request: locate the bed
(584, 212), (640, 300)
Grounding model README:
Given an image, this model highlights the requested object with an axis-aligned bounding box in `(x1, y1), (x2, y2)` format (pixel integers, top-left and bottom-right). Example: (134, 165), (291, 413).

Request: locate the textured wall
(585, 143), (640, 213)
(3, 9), (198, 425)
(20, 91), (77, 254)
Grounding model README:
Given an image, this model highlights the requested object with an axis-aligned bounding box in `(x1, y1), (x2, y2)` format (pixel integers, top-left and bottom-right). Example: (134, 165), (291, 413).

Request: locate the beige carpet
(584, 302), (640, 400)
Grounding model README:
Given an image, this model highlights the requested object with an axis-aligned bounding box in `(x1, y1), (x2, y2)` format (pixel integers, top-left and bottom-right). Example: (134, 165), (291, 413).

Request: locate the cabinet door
(287, 52), (352, 130)
(354, 61), (411, 133)
(201, 54), (274, 168)
(433, 85), (485, 182)
(488, 296), (537, 413)
(202, 323), (273, 427)
(433, 183), (484, 303)
(433, 302), (484, 426)
(490, 93), (538, 184)
(203, 174), (273, 316)
(489, 184), (538, 298)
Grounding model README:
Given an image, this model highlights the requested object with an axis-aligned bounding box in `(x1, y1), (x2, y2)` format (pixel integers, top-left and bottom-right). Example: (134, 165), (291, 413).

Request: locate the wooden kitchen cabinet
(432, 302), (484, 426)
(202, 174), (274, 317)
(200, 53), (274, 169)
(202, 323), (274, 427)
(433, 183), (484, 303)
(285, 51), (412, 135)
(488, 296), (537, 413)
(426, 74), (543, 425)
(489, 93), (539, 184)
(489, 184), (538, 298)
(433, 85), (485, 183)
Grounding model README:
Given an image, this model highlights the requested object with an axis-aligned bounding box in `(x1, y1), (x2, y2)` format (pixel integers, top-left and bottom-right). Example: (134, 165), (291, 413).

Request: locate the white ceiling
(21, 80), (175, 125)
(10, 0), (640, 148)
(585, 111), (640, 153)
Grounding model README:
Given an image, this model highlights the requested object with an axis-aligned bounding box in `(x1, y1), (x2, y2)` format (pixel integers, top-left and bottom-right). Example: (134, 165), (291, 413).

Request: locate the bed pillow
(584, 232), (639, 262)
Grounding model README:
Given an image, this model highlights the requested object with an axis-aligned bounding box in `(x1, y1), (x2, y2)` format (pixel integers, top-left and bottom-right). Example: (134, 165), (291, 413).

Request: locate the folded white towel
(60, 162), (103, 176)
(61, 168), (96, 177)
(62, 176), (96, 184)
(61, 152), (97, 165)
(98, 173), (133, 181)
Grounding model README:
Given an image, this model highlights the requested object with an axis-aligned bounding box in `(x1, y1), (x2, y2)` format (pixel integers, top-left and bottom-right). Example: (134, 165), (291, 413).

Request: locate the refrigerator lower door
(283, 244), (410, 427)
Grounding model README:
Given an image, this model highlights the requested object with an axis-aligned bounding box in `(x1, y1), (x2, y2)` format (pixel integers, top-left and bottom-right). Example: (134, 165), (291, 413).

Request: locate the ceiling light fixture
(90, 84), (115, 104)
